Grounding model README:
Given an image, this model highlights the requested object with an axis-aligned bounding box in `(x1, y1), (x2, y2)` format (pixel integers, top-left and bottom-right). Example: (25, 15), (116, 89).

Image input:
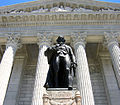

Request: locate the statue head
(56, 36), (66, 44)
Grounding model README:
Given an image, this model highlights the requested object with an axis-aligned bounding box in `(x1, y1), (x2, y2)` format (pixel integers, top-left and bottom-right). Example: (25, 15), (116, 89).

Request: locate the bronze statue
(44, 36), (77, 90)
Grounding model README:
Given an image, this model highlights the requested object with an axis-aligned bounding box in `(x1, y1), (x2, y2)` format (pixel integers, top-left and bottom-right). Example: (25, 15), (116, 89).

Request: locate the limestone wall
(89, 64), (108, 105)
(16, 66), (36, 105)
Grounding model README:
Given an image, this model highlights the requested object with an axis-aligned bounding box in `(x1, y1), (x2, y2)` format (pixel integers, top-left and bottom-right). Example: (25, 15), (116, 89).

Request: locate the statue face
(58, 41), (64, 44)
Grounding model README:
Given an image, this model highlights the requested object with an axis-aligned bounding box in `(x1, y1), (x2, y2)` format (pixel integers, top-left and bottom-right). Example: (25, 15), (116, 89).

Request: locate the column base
(43, 88), (81, 105)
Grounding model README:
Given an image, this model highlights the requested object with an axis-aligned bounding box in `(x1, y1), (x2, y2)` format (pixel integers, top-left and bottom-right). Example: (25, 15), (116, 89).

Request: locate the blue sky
(97, 0), (120, 3)
(0, 0), (36, 7)
(0, 0), (120, 7)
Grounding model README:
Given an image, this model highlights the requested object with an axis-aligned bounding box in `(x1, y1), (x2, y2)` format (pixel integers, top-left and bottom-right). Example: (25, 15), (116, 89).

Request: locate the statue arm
(68, 46), (76, 64)
(44, 46), (56, 64)
(44, 47), (53, 56)
(45, 45), (56, 55)
(68, 46), (77, 76)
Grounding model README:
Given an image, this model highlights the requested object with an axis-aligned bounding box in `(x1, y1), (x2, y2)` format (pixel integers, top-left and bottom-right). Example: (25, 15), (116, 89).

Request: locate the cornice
(0, 12), (120, 28)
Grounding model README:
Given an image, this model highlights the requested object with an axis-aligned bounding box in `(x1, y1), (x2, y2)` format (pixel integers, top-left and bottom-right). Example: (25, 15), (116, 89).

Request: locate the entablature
(0, 12), (120, 28)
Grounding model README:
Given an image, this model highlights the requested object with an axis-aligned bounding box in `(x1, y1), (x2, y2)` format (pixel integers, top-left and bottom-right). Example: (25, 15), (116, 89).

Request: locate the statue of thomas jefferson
(44, 36), (77, 90)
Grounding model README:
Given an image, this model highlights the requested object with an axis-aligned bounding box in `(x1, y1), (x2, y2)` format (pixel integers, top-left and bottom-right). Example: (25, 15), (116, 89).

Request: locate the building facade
(0, 0), (120, 105)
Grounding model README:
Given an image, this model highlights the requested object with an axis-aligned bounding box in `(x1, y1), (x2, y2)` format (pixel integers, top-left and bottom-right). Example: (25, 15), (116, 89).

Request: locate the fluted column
(0, 34), (21, 105)
(72, 33), (95, 105)
(104, 32), (120, 88)
(31, 34), (51, 105)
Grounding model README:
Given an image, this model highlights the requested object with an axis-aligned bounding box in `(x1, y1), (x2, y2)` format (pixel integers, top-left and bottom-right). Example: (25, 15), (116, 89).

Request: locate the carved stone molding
(6, 33), (22, 50)
(1, 1), (120, 15)
(1, 13), (120, 28)
(1, 13), (120, 23)
(37, 32), (52, 48)
(104, 32), (119, 47)
(43, 90), (81, 105)
(71, 32), (87, 48)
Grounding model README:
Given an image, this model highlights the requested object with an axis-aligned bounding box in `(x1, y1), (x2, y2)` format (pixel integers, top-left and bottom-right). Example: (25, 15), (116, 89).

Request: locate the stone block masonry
(90, 64), (108, 105)
(16, 66), (36, 105)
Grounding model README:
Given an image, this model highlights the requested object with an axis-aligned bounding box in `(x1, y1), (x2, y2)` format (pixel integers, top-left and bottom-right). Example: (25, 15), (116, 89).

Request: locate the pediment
(0, 0), (120, 15)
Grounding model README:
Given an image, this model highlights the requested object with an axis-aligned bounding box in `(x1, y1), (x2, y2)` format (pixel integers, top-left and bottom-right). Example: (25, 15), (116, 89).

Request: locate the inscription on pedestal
(43, 89), (81, 105)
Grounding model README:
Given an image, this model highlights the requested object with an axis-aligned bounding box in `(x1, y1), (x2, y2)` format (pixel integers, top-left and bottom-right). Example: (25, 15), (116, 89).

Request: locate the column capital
(104, 32), (119, 47)
(71, 32), (87, 48)
(6, 33), (22, 50)
(37, 33), (52, 48)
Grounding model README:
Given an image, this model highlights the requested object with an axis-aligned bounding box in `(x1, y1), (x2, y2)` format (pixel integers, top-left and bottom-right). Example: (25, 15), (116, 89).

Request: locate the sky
(0, 0), (120, 7)
(97, 0), (120, 3)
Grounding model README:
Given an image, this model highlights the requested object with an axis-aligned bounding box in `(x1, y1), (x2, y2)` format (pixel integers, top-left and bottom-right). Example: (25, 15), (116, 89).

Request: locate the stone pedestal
(43, 89), (81, 105)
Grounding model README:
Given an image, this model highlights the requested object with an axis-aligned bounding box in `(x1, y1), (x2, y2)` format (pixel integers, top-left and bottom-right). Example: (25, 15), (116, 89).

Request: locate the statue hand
(71, 62), (77, 77)
(71, 62), (77, 69)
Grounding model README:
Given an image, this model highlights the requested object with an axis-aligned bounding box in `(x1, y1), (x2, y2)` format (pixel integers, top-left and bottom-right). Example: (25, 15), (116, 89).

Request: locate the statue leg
(64, 56), (73, 89)
(68, 71), (73, 90)
(64, 67), (73, 90)
(53, 56), (60, 87)
(44, 68), (51, 88)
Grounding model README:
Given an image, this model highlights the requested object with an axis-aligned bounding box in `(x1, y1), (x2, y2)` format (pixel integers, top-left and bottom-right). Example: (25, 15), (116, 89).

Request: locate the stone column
(104, 32), (120, 88)
(0, 34), (21, 105)
(3, 56), (25, 105)
(31, 34), (51, 105)
(72, 33), (95, 105)
(100, 54), (120, 105)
